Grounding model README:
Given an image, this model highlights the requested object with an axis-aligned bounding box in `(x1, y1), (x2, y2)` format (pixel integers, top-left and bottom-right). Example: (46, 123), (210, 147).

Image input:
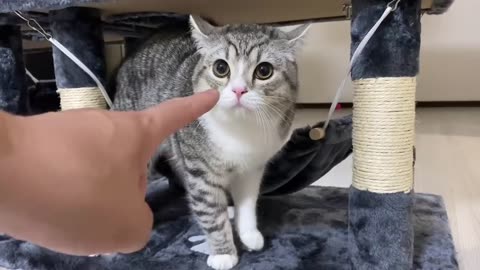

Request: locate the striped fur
(113, 16), (308, 270)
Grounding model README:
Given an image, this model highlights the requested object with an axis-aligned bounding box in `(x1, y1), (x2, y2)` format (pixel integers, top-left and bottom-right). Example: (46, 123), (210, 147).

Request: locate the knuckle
(136, 112), (157, 139)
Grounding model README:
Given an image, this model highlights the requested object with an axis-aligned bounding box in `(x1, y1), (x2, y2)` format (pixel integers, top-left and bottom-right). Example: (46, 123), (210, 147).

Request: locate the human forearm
(0, 111), (21, 198)
(0, 111), (25, 233)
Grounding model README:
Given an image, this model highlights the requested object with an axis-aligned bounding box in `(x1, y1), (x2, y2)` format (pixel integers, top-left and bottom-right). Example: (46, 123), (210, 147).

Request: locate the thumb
(139, 89), (219, 149)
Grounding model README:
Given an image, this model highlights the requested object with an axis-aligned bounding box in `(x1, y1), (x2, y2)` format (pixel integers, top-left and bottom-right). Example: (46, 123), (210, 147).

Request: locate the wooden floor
(295, 107), (480, 270)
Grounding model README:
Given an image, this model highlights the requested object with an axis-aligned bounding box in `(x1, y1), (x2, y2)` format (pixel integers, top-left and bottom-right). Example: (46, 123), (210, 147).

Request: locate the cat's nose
(233, 87), (248, 100)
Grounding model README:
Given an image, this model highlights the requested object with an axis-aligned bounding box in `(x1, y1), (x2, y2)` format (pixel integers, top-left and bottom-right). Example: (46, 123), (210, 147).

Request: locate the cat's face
(190, 16), (309, 123)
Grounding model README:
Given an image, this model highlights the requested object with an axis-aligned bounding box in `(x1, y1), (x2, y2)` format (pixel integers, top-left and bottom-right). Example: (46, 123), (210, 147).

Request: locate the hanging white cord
(48, 38), (113, 108)
(14, 11), (113, 108)
(321, 0), (400, 131)
(25, 69), (39, 84)
(25, 68), (56, 84)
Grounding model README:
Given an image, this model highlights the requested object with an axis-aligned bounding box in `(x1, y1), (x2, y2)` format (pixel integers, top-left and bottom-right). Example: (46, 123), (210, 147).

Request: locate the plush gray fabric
(0, 25), (27, 114)
(350, 0), (421, 80)
(49, 7), (107, 89)
(261, 115), (352, 196)
(348, 188), (414, 269)
(0, 186), (457, 270)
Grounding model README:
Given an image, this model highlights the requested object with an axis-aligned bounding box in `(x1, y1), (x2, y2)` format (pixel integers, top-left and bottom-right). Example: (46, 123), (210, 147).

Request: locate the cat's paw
(240, 229), (264, 251)
(207, 254), (238, 270)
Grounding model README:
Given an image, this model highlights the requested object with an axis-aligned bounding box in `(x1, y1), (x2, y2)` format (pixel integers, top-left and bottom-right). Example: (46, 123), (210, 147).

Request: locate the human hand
(0, 90), (219, 256)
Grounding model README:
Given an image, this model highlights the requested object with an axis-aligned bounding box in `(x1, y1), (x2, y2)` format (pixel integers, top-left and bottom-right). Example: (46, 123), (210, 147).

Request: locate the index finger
(139, 89), (219, 148)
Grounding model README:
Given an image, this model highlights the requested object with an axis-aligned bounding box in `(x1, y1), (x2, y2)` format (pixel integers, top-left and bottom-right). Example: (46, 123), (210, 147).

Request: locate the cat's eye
(213, 59), (230, 78)
(254, 62), (274, 80)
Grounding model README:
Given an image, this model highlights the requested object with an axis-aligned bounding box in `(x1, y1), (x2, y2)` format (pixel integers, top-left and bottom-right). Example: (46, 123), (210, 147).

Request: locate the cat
(113, 15), (308, 270)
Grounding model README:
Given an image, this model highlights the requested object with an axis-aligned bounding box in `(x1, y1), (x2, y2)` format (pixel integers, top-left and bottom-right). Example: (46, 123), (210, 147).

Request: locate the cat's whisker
(260, 107), (276, 137)
(190, 120), (203, 135)
(255, 104), (274, 133)
(267, 104), (292, 115)
(260, 101), (294, 123)
(262, 107), (274, 136)
(263, 98), (292, 107)
(253, 99), (280, 119)
(248, 96), (293, 113)
(258, 110), (269, 145)
(253, 109), (267, 145)
(265, 97), (291, 103)
(262, 95), (294, 102)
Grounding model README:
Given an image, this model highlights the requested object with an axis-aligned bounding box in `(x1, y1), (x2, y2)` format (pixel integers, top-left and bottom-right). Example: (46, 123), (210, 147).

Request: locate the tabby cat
(113, 16), (308, 270)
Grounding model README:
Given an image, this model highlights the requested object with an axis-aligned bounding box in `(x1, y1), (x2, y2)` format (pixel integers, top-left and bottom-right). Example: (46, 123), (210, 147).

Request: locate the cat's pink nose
(233, 87), (248, 100)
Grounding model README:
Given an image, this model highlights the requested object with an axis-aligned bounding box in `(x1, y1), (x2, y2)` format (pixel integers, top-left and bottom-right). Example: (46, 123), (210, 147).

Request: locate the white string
(25, 69), (39, 84)
(14, 11), (113, 109)
(25, 69), (56, 84)
(48, 38), (113, 108)
(322, 0), (400, 131)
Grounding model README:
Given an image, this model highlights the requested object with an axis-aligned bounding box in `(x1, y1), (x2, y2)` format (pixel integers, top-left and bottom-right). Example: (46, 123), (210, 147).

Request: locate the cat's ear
(189, 15), (216, 45)
(284, 23), (311, 49)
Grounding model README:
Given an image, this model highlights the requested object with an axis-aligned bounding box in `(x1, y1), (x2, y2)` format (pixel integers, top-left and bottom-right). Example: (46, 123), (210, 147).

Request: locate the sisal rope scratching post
(352, 77), (416, 193)
(348, 0), (421, 268)
(57, 87), (106, 110)
(49, 7), (107, 111)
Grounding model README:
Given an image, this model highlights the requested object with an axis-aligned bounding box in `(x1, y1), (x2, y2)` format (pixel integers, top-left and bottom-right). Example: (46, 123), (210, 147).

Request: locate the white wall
(297, 0), (480, 103)
(104, 0), (478, 102)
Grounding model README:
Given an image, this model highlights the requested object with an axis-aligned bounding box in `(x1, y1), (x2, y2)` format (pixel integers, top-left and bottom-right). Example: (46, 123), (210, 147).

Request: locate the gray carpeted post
(348, 0), (421, 269)
(49, 7), (108, 110)
(0, 25), (27, 114)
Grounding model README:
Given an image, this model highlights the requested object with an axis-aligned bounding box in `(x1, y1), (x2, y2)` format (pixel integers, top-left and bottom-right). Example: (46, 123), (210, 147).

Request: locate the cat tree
(0, 0), (458, 269)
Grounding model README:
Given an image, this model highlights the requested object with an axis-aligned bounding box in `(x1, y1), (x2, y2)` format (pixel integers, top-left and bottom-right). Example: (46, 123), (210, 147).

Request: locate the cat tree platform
(0, 185), (457, 269)
(1, 0), (450, 24)
(1, 0), (452, 50)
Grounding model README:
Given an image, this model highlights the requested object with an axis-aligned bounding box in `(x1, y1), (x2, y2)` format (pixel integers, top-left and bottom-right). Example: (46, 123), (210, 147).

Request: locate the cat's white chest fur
(201, 112), (283, 170)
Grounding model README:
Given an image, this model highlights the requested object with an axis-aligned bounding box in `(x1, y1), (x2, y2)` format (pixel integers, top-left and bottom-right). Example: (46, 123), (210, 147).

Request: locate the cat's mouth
(231, 103), (252, 112)
(234, 101), (246, 108)
(233, 98), (257, 112)
(217, 91), (257, 112)
(217, 100), (254, 116)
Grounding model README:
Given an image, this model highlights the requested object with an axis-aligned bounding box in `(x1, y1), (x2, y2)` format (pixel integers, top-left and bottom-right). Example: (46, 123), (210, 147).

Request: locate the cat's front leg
(230, 168), (264, 251)
(187, 174), (238, 270)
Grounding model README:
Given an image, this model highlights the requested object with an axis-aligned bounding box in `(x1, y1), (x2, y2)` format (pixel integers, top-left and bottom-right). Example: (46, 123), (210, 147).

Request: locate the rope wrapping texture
(57, 87), (107, 111)
(352, 77), (416, 194)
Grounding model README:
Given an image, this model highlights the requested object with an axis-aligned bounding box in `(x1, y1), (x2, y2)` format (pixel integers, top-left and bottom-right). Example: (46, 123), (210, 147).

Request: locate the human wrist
(0, 112), (30, 207)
